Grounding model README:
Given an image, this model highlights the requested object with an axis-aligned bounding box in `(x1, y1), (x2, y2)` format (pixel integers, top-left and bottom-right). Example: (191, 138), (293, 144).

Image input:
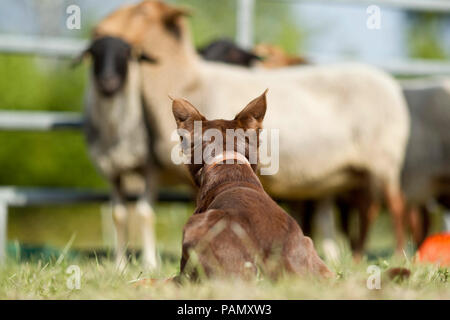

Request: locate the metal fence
(284, 0), (450, 12)
(0, 111), (192, 263)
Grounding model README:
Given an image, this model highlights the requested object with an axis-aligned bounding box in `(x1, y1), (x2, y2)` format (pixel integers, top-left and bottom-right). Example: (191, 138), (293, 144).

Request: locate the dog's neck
(202, 151), (250, 175)
(194, 151), (263, 213)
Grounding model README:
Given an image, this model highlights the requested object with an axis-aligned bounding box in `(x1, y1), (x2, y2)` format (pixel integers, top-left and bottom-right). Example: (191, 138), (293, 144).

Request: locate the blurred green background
(0, 0), (448, 256)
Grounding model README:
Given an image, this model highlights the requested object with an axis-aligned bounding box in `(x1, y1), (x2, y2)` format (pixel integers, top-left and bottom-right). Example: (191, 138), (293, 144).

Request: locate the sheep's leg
(137, 197), (157, 269)
(421, 206), (431, 242)
(288, 200), (315, 237)
(385, 186), (406, 254)
(353, 201), (379, 260)
(300, 202), (315, 237)
(316, 197), (339, 262)
(336, 197), (353, 248)
(444, 212), (450, 231)
(111, 177), (128, 271)
(407, 205), (430, 248)
(137, 168), (158, 270)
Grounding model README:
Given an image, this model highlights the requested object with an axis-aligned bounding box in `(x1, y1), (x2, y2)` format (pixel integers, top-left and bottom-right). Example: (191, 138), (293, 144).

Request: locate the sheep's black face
(76, 36), (157, 97)
(89, 36), (131, 97)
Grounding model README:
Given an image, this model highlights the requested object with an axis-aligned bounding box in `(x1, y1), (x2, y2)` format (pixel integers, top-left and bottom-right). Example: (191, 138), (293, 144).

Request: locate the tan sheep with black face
(79, 35), (158, 270)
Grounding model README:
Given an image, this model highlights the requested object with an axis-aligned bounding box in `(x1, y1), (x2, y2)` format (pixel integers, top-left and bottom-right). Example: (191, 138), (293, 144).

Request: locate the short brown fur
(172, 92), (333, 280)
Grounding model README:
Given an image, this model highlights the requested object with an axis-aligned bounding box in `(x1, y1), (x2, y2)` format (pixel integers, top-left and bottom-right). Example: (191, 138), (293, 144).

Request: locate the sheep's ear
(131, 47), (158, 64)
(162, 6), (191, 39)
(70, 47), (90, 68)
(172, 98), (205, 131)
(138, 52), (158, 64)
(246, 51), (262, 62)
(91, 26), (103, 38)
(163, 6), (191, 22)
(227, 47), (261, 64)
(234, 90), (267, 130)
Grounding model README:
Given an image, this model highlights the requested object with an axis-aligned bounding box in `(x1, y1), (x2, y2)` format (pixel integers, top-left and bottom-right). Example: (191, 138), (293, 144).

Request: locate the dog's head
(172, 91), (267, 185)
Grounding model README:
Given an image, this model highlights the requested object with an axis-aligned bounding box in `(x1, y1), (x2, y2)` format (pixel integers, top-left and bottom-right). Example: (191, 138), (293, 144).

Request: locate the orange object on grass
(418, 232), (450, 266)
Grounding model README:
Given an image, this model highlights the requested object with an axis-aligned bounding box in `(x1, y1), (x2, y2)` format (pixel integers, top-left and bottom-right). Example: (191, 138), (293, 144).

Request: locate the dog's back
(183, 177), (331, 278)
(172, 92), (332, 280)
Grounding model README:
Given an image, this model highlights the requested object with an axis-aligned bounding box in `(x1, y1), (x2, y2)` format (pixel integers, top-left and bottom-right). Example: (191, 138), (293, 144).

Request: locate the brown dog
(171, 91), (333, 280)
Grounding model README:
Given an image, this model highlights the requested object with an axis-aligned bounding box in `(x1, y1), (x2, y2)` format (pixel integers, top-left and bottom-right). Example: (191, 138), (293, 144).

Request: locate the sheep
(198, 38), (261, 67)
(253, 43), (309, 68)
(198, 39), (309, 69)
(401, 78), (450, 246)
(79, 35), (159, 270)
(95, 1), (410, 254)
(300, 78), (450, 255)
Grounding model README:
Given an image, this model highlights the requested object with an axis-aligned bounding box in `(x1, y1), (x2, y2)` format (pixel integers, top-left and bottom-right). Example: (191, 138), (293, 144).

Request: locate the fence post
(0, 203), (8, 264)
(236, 0), (255, 49)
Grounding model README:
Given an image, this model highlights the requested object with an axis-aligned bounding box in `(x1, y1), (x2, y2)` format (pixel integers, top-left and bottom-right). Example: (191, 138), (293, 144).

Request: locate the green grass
(3, 206), (449, 299)
(0, 54), (106, 189)
(8, 203), (193, 253)
(1, 246), (449, 299)
(0, 131), (106, 188)
(0, 3), (448, 300)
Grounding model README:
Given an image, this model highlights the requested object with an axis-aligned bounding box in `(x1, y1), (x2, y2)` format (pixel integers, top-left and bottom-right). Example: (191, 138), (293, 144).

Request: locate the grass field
(1, 2), (448, 301)
(0, 51), (448, 301)
(2, 204), (449, 299)
(1, 246), (449, 299)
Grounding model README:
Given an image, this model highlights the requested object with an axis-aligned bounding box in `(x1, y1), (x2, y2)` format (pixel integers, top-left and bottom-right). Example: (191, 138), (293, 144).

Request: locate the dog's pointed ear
(235, 89), (267, 129)
(172, 98), (205, 130)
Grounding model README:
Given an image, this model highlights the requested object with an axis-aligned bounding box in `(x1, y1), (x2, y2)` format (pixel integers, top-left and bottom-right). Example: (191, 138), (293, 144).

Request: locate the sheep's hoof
(142, 257), (158, 271)
(115, 257), (128, 272)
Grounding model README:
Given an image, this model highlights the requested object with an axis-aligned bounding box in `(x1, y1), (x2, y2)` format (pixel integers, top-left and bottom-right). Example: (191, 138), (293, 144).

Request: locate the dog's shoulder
(183, 209), (228, 245)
